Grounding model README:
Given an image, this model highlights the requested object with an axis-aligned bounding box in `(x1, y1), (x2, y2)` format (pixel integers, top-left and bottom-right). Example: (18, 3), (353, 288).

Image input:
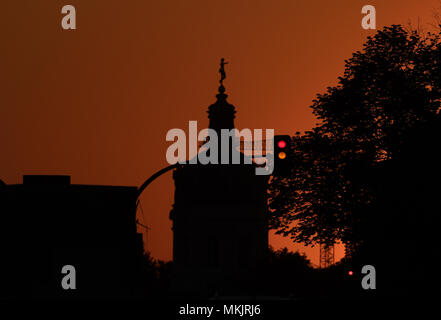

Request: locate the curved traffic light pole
(136, 163), (181, 199)
(136, 136), (291, 199)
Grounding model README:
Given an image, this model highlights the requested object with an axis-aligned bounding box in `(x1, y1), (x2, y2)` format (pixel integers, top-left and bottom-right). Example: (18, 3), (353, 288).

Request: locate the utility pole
(319, 243), (335, 269)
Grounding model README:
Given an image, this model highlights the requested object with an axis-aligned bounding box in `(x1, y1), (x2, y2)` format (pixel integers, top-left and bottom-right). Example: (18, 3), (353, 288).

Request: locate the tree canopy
(269, 25), (441, 252)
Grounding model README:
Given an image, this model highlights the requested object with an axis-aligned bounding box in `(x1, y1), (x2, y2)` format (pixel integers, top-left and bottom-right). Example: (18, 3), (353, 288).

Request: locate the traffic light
(273, 135), (292, 176)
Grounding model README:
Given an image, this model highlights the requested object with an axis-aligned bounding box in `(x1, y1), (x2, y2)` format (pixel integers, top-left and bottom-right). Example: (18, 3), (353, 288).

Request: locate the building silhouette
(169, 84), (269, 297)
(0, 175), (144, 299)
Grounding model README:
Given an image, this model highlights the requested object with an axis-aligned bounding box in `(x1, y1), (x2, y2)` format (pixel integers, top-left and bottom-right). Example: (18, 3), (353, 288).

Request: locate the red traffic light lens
(277, 140), (287, 148)
(348, 271), (354, 276)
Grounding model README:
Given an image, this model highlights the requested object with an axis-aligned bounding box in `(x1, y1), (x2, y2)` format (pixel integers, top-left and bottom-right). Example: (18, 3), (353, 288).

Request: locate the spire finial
(218, 58), (228, 95)
(219, 58), (228, 85)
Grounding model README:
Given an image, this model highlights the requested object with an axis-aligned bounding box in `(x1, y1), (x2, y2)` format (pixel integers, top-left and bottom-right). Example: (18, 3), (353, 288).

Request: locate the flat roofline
(0, 175), (138, 191)
(23, 175), (71, 185)
(2, 183), (137, 191)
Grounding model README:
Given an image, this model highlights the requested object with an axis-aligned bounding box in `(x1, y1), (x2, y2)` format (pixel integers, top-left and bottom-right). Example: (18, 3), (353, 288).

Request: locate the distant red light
(277, 140), (287, 148)
(348, 271), (354, 276)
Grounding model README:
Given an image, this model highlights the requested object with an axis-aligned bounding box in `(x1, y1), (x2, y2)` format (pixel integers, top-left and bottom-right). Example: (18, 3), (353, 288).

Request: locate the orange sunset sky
(1, 0), (440, 266)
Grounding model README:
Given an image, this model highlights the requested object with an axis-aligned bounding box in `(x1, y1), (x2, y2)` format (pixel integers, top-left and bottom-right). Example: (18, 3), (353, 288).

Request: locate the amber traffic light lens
(278, 152), (286, 159)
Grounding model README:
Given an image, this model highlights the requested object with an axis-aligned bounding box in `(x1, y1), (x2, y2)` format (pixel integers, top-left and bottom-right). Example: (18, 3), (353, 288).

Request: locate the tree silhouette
(137, 251), (174, 297)
(262, 246), (313, 296)
(269, 25), (441, 254)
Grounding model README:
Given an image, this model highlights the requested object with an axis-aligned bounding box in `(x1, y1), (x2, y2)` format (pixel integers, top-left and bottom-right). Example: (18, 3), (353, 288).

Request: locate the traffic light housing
(273, 135), (291, 176)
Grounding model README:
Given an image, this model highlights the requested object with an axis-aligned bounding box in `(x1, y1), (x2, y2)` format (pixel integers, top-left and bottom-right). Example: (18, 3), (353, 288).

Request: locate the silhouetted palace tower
(170, 61), (269, 296)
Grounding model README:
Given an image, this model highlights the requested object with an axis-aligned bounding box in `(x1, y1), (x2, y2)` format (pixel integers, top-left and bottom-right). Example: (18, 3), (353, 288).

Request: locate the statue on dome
(219, 58), (228, 84)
